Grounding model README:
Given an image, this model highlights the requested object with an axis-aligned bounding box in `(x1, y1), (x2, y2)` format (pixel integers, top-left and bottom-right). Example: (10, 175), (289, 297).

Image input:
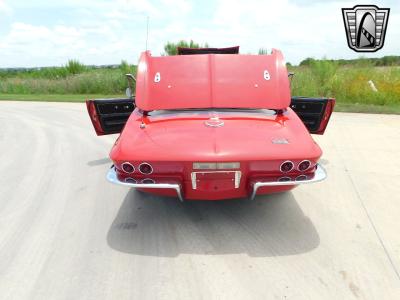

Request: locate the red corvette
(87, 47), (334, 201)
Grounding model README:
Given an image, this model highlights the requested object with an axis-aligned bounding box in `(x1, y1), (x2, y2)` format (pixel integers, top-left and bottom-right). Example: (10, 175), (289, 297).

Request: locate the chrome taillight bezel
(278, 176), (292, 182)
(295, 174), (308, 181)
(297, 160), (311, 172)
(280, 160), (294, 173)
(125, 177), (137, 184)
(121, 162), (135, 174)
(138, 162), (153, 175)
(141, 178), (155, 184)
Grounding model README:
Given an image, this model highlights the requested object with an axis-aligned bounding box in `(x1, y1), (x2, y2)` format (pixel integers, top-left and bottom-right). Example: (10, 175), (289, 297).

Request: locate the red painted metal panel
(86, 100), (105, 136)
(315, 98), (336, 134)
(135, 49), (291, 111)
(110, 108), (321, 164)
(108, 109), (323, 199)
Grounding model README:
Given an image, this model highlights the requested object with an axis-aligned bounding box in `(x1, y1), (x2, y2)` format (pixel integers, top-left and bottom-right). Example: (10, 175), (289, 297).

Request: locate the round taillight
(125, 177), (137, 184)
(280, 161), (294, 173)
(121, 162), (135, 174)
(278, 176), (291, 182)
(142, 178), (155, 184)
(296, 175), (307, 181)
(298, 160), (311, 172)
(139, 162), (153, 175)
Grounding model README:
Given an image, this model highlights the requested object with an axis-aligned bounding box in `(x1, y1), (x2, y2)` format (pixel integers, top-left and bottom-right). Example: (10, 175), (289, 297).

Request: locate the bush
(309, 59), (338, 96)
(163, 40), (209, 55)
(65, 59), (86, 75)
(0, 68), (132, 94)
(289, 64), (400, 106)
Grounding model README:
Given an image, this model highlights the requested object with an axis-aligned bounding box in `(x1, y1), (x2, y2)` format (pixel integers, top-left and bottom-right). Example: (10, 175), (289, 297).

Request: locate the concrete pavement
(0, 101), (399, 299)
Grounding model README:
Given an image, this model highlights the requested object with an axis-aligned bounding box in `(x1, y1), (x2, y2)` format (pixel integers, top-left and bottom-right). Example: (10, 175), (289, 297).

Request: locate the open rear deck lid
(135, 49), (291, 111)
(177, 46), (240, 55)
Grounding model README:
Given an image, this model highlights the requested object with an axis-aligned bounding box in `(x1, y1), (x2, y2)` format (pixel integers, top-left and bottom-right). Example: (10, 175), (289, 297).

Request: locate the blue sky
(0, 0), (399, 67)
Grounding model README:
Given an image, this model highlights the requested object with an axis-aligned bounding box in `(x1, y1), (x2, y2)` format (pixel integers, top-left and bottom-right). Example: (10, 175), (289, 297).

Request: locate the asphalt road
(0, 101), (400, 299)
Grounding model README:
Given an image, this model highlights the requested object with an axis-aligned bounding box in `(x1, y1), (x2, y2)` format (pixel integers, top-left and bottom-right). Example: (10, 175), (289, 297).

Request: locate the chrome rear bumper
(249, 163), (327, 200)
(106, 163), (326, 202)
(106, 166), (184, 202)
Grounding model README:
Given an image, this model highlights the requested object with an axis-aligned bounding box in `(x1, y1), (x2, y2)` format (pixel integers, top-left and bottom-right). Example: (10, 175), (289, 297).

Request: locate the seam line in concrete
(346, 169), (400, 281)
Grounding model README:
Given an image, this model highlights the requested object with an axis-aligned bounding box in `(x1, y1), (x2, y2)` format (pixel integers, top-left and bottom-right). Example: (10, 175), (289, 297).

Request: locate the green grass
(289, 63), (400, 107)
(0, 60), (137, 94)
(1, 59), (399, 114)
(0, 69), (135, 94)
(288, 61), (400, 114)
(335, 102), (400, 114)
(0, 93), (124, 102)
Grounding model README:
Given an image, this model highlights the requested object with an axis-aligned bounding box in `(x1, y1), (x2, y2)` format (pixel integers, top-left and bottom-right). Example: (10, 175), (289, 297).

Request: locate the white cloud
(160, 0), (192, 14)
(0, 0), (12, 15)
(0, 0), (398, 67)
(201, 0), (400, 63)
(0, 21), (133, 67)
(121, 0), (160, 16)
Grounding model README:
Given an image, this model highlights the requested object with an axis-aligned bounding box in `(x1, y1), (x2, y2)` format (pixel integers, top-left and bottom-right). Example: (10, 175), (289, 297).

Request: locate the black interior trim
(93, 98), (135, 134)
(291, 97), (329, 133)
(177, 46), (240, 55)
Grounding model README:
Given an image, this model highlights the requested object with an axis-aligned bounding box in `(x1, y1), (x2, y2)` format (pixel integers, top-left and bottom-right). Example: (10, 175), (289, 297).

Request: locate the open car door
(290, 97), (335, 135)
(86, 98), (135, 135)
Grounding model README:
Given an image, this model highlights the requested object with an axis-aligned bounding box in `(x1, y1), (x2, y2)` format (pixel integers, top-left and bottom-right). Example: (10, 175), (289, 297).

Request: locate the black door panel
(291, 97), (335, 134)
(86, 98), (135, 135)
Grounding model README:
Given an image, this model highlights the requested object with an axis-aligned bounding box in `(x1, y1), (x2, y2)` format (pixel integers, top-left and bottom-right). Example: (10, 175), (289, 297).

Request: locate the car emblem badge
(205, 116), (224, 127)
(342, 5), (390, 52)
(272, 138), (289, 144)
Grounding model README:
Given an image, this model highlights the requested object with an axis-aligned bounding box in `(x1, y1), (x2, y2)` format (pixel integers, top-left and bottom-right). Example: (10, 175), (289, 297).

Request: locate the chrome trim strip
(192, 162), (241, 170)
(106, 166), (184, 202)
(191, 172), (197, 189)
(250, 163), (327, 201)
(190, 170), (242, 190)
(234, 171), (241, 188)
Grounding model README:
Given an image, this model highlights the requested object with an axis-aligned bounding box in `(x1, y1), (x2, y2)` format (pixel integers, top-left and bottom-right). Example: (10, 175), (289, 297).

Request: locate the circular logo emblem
(205, 117), (224, 127)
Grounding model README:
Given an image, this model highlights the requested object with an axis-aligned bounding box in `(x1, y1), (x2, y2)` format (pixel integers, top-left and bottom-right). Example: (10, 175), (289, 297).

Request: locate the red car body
(87, 47), (334, 201)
